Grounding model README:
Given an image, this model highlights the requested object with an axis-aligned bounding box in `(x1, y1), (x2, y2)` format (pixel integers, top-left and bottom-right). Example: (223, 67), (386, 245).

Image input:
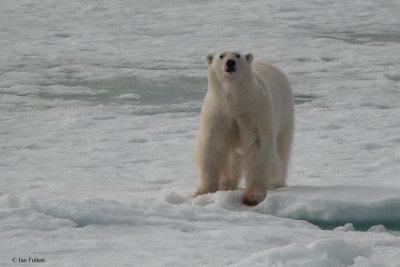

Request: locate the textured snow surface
(1, 0), (400, 266)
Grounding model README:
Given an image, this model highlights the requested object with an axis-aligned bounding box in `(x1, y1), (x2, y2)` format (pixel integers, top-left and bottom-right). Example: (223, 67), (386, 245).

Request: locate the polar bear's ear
(206, 54), (214, 65)
(245, 53), (253, 63)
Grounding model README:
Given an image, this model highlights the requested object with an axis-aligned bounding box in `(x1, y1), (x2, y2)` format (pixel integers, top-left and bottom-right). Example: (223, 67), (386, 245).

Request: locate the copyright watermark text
(12, 257), (46, 264)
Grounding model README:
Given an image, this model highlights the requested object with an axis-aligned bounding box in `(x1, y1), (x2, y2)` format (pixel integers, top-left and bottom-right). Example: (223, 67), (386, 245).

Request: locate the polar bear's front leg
(193, 149), (219, 196)
(219, 149), (241, 191)
(193, 131), (229, 197)
(242, 142), (279, 206)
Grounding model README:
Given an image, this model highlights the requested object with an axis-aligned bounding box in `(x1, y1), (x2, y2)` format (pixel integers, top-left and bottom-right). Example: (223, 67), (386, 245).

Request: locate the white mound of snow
(204, 186), (400, 228)
(259, 186), (400, 226)
(334, 223), (356, 232)
(235, 238), (367, 267)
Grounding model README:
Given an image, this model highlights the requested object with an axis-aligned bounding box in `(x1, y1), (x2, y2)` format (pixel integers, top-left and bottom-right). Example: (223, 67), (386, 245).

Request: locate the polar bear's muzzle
(225, 59), (237, 73)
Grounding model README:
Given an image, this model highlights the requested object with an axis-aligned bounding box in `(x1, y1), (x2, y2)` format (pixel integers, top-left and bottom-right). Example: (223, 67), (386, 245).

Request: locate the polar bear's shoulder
(252, 61), (286, 78)
(252, 61), (291, 91)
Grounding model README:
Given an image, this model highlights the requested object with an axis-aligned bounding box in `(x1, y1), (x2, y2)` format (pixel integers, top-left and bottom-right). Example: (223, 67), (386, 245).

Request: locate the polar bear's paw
(242, 189), (267, 206)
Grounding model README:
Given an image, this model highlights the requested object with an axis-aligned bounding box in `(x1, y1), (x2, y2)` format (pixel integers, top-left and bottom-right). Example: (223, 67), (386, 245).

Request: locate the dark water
(42, 76), (208, 105)
(305, 219), (400, 234)
(28, 76), (316, 111)
(36, 76), (315, 108)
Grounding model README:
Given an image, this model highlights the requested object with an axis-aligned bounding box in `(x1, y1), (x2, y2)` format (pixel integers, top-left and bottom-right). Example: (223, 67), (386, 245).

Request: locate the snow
(235, 239), (368, 267)
(209, 186), (400, 231)
(335, 223), (356, 232)
(1, 0), (400, 266)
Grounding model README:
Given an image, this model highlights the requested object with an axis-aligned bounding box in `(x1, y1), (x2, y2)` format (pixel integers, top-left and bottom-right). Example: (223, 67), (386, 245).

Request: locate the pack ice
(1, 0), (400, 266)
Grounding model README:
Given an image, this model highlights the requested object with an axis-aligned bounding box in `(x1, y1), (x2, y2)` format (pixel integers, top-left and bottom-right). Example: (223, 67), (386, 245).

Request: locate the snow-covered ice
(1, 0), (400, 266)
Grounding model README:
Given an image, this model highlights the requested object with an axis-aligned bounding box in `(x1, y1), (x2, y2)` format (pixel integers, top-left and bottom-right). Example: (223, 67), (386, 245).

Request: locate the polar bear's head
(206, 51), (253, 84)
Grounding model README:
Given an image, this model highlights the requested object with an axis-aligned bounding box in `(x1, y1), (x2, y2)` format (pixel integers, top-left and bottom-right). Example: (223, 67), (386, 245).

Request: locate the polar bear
(193, 51), (294, 206)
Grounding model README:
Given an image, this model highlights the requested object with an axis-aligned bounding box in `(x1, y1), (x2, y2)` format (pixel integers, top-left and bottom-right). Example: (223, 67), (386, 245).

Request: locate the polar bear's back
(252, 61), (294, 130)
(252, 61), (292, 100)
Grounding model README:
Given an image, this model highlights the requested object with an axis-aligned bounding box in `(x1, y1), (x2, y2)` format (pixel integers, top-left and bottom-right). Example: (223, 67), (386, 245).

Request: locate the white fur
(194, 51), (294, 206)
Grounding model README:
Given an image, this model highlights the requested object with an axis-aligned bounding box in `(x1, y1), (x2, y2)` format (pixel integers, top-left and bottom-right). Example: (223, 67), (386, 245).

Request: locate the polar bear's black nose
(226, 60), (236, 72)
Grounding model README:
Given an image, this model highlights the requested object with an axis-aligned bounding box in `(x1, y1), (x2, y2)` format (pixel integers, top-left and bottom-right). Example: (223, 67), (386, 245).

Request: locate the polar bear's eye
(219, 54), (224, 59)
(236, 54), (240, 58)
